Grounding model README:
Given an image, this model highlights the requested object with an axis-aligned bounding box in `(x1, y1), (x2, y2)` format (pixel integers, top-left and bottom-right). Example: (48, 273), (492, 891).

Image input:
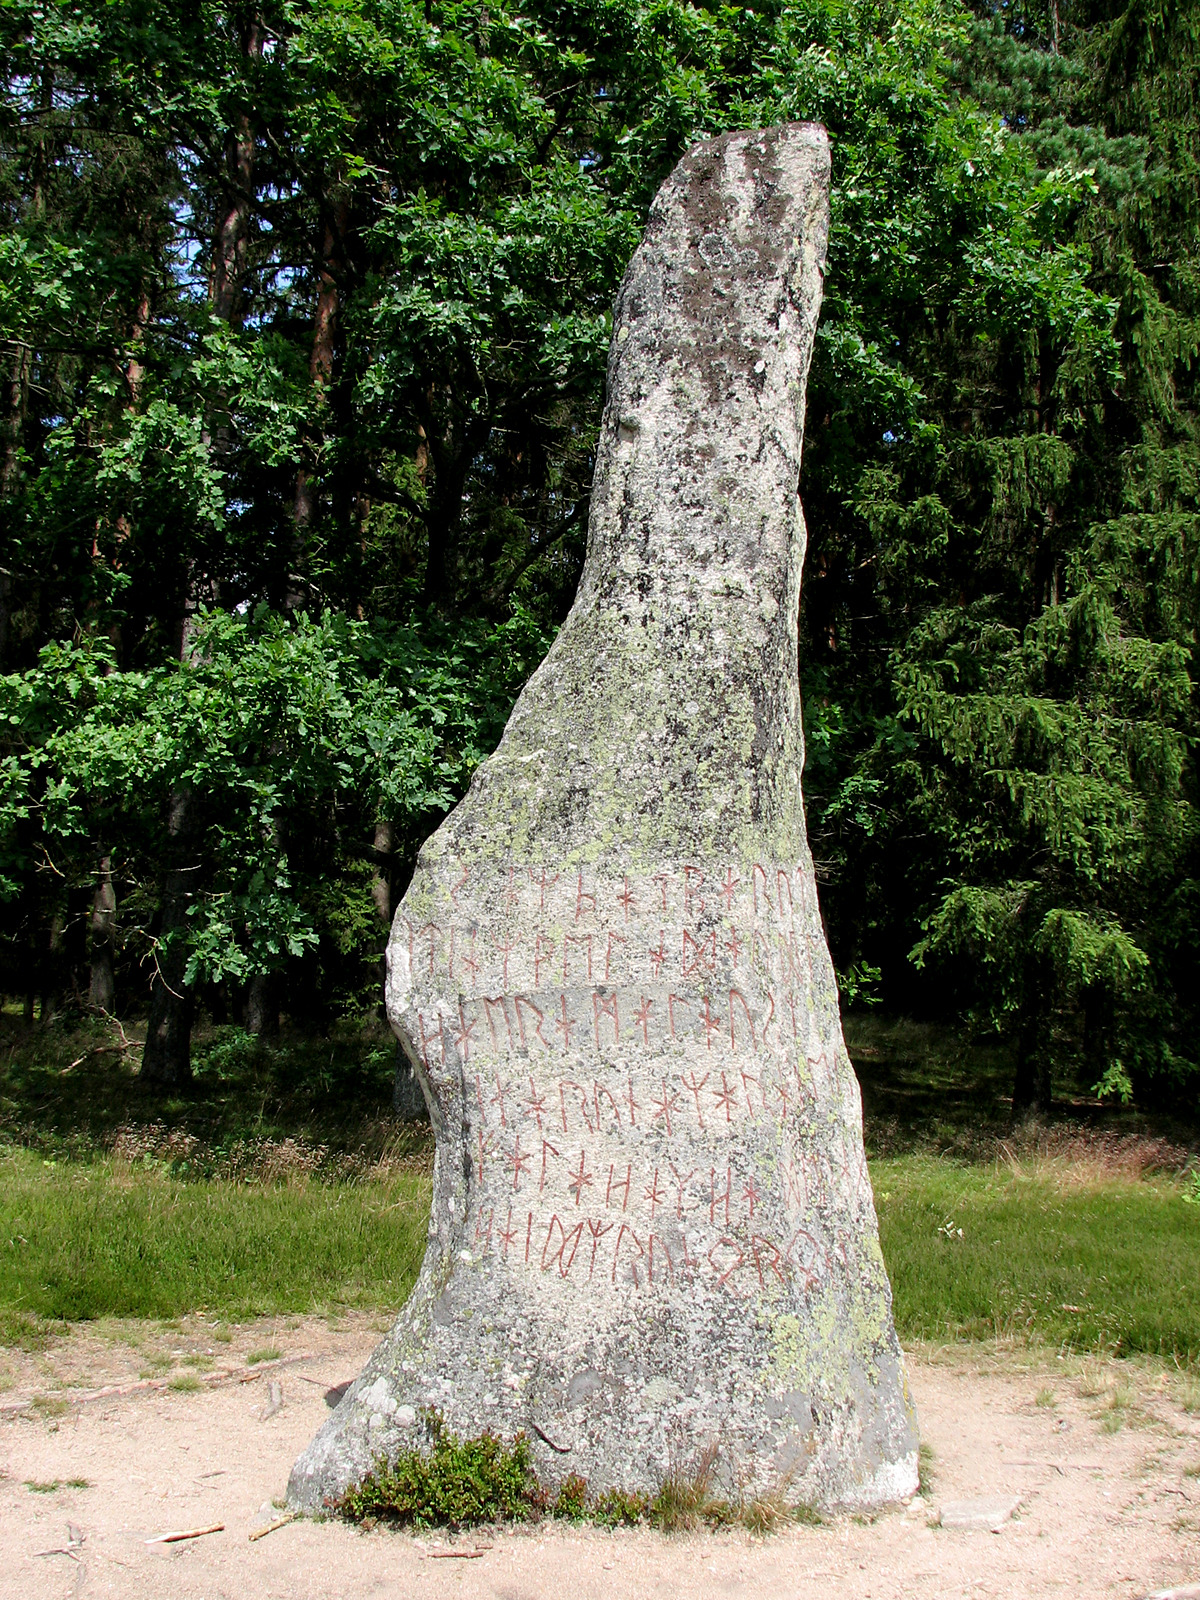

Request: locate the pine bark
(141, 787), (198, 1084)
(88, 855), (117, 1013)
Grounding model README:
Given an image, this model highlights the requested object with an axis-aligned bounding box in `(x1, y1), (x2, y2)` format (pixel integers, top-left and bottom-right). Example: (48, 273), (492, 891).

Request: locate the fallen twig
(425, 1547), (492, 1560)
(249, 1512), (299, 1542)
(145, 1522), (224, 1545)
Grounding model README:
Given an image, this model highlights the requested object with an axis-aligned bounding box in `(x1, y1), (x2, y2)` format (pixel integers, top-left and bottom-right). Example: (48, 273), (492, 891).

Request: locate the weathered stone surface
(289, 121), (918, 1514)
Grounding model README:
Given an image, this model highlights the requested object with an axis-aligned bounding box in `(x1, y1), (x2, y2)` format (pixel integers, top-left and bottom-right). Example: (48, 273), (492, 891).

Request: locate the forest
(0, 0), (1196, 1118)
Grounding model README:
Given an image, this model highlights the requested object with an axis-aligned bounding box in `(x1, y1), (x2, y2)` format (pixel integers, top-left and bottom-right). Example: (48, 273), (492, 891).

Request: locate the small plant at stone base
(551, 1473), (589, 1521)
(1182, 1172), (1200, 1207)
(592, 1488), (649, 1527)
(736, 1489), (791, 1536)
(647, 1446), (719, 1533)
(337, 1410), (534, 1529)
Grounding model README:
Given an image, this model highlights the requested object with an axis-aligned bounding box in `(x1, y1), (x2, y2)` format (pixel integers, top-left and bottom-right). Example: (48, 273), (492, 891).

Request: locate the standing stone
(289, 122), (918, 1514)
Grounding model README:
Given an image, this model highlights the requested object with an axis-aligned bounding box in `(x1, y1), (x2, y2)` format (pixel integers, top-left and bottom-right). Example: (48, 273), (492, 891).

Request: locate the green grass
(0, 1147), (429, 1332)
(876, 1155), (1200, 1361)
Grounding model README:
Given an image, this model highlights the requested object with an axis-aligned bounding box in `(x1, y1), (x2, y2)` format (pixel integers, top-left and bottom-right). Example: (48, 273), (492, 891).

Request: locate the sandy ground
(0, 1315), (1197, 1600)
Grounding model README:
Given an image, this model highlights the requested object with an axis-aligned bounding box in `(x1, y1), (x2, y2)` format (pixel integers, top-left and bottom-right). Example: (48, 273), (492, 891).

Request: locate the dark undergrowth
(0, 1007), (432, 1179)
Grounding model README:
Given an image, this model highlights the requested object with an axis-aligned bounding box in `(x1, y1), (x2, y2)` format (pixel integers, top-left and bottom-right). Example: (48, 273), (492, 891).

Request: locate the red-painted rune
(524, 1076), (548, 1130)
(458, 938), (480, 986)
(539, 1138), (560, 1192)
(720, 867), (740, 910)
(742, 1177), (763, 1218)
(498, 1207), (519, 1258)
(509, 1134), (531, 1191)
(568, 1150), (593, 1206)
(682, 928), (717, 976)
(643, 1167), (667, 1218)
(489, 1071), (509, 1126)
(667, 1162), (695, 1219)
(453, 1002), (476, 1061)
(698, 994), (722, 1049)
(681, 1071), (709, 1127)
(713, 1073), (738, 1122)
(593, 989), (619, 1046)
(556, 995), (576, 1049)
(651, 1077), (682, 1134)
(495, 933), (520, 988)
(632, 994), (653, 1044)
(574, 871), (596, 922)
(449, 861), (469, 905)
(617, 876), (637, 921)
(529, 866), (559, 911)
(683, 865), (706, 916)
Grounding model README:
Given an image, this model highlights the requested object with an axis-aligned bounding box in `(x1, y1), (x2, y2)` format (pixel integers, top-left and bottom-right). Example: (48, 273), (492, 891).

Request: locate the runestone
(290, 121), (919, 1513)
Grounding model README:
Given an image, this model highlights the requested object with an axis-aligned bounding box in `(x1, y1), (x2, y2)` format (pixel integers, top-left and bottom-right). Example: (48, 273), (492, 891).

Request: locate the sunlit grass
(875, 1155), (1200, 1363)
(0, 1147), (429, 1338)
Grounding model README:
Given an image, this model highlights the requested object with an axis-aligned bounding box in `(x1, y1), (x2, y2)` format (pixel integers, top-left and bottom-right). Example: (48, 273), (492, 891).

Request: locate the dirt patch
(0, 1323), (1197, 1599)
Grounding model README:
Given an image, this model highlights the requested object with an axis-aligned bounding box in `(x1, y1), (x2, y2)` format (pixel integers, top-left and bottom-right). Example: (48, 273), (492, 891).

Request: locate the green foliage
(338, 1412), (535, 1528)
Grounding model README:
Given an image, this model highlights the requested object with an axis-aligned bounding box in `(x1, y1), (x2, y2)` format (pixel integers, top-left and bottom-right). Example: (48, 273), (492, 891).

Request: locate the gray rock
(937, 1496), (1022, 1531)
(289, 121), (918, 1516)
(1144, 1588), (1200, 1600)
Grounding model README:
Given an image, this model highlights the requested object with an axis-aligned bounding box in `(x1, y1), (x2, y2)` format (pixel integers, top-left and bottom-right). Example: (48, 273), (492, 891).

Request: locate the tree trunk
(209, 19), (260, 328)
(40, 905), (66, 1025)
(143, 19), (263, 1082)
(371, 818), (394, 929)
(246, 971), (278, 1038)
(1011, 969), (1053, 1121)
(88, 854), (117, 1013)
(418, 391), (488, 609)
(141, 787), (198, 1085)
(288, 204), (347, 615)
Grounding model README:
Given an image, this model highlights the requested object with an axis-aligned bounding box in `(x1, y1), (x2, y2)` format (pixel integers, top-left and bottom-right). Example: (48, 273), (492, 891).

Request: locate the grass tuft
(918, 1441), (935, 1498)
(246, 1346), (282, 1365)
(168, 1373), (203, 1392)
